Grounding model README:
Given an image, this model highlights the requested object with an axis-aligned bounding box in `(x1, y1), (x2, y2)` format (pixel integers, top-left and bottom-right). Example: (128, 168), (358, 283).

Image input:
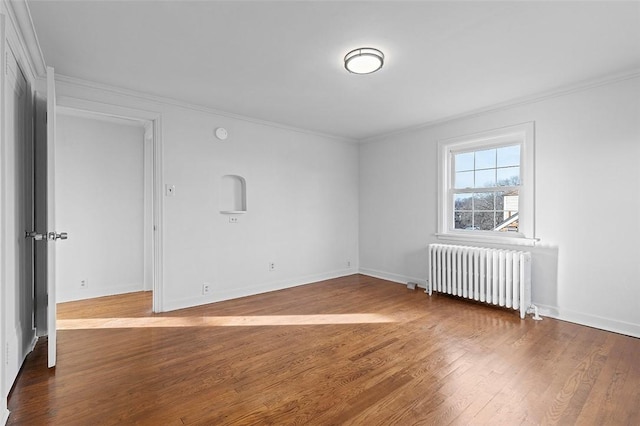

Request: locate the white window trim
(436, 122), (537, 246)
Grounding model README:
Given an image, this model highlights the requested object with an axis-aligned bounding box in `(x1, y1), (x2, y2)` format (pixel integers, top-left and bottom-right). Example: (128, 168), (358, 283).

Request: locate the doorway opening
(32, 98), (164, 349)
(55, 108), (153, 307)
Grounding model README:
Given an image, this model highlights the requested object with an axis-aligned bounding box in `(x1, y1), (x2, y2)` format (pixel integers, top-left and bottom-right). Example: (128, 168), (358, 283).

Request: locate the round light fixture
(344, 47), (384, 74)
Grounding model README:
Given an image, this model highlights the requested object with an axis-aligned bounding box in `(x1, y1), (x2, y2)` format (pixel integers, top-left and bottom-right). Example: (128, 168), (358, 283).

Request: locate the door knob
(47, 232), (68, 241)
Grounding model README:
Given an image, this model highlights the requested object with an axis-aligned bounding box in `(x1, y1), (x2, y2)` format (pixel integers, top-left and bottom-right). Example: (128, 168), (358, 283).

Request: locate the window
(438, 123), (535, 245)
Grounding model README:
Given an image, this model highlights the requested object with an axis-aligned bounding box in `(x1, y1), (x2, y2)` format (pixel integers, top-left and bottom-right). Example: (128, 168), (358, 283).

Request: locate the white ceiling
(27, 1), (640, 140)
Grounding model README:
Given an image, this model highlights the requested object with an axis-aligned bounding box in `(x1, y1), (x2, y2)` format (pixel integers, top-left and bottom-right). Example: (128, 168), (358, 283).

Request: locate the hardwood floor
(7, 274), (640, 425)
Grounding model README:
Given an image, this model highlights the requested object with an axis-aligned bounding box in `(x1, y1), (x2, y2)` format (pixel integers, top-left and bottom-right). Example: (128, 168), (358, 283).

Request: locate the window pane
(475, 149), (496, 169)
(475, 169), (495, 188)
(497, 145), (520, 167)
(497, 166), (520, 186)
(455, 171), (474, 189)
(474, 212), (495, 231)
(473, 192), (494, 210)
(455, 152), (474, 172)
(454, 193), (472, 210)
(454, 212), (473, 230)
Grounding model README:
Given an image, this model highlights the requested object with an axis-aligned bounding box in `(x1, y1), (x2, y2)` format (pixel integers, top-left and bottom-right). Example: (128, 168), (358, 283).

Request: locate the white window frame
(437, 122), (536, 246)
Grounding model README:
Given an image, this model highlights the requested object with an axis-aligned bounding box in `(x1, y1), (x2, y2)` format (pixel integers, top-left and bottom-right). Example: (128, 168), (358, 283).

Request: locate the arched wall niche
(220, 175), (247, 214)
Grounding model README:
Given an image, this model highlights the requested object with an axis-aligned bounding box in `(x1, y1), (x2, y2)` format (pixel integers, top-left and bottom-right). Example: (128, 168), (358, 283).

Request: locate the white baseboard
(535, 304), (559, 318)
(5, 326), (36, 402)
(57, 283), (145, 303)
(162, 268), (358, 312)
(537, 304), (640, 338)
(2, 408), (10, 426)
(27, 334), (38, 354)
(359, 268), (427, 288)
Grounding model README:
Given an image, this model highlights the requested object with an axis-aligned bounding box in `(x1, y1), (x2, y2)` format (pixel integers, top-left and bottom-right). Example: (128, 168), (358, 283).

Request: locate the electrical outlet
(202, 283), (211, 295)
(269, 262), (275, 271)
(347, 260), (351, 268)
(229, 216), (238, 223)
(80, 279), (88, 289)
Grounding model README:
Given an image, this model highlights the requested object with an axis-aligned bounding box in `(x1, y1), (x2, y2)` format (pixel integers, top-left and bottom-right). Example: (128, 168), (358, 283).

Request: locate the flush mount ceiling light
(344, 47), (384, 74)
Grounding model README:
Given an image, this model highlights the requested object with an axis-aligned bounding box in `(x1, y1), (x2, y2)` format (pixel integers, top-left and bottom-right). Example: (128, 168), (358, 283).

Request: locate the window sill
(435, 233), (538, 247)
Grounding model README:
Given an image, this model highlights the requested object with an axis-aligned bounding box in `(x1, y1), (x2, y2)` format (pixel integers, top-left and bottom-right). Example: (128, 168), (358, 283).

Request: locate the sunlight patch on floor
(57, 313), (397, 330)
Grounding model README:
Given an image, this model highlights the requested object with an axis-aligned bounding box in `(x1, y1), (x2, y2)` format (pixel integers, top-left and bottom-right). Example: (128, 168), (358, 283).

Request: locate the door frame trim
(55, 96), (164, 312)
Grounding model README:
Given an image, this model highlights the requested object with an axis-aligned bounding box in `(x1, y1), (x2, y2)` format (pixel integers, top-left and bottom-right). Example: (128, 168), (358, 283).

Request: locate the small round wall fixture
(215, 127), (228, 140)
(344, 47), (384, 74)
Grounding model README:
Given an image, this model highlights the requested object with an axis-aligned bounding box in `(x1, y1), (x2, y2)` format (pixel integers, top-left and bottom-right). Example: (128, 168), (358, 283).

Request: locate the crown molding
(361, 67), (640, 144)
(57, 105), (148, 128)
(4, 0), (46, 79)
(50, 73), (358, 144)
(39, 66), (640, 145)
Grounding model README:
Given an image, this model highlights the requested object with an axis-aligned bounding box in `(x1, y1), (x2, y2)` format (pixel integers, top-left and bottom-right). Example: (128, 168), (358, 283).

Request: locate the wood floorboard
(7, 274), (640, 425)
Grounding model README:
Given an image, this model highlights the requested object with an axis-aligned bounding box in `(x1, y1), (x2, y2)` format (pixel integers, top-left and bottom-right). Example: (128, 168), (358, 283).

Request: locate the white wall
(55, 113), (145, 302)
(359, 75), (640, 337)
(49, 79), (360, 311)
(161, 109), (359, 310)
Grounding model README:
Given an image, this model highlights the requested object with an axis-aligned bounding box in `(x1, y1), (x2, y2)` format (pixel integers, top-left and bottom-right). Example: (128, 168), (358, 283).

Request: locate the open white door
(46, 66), (57, 368)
